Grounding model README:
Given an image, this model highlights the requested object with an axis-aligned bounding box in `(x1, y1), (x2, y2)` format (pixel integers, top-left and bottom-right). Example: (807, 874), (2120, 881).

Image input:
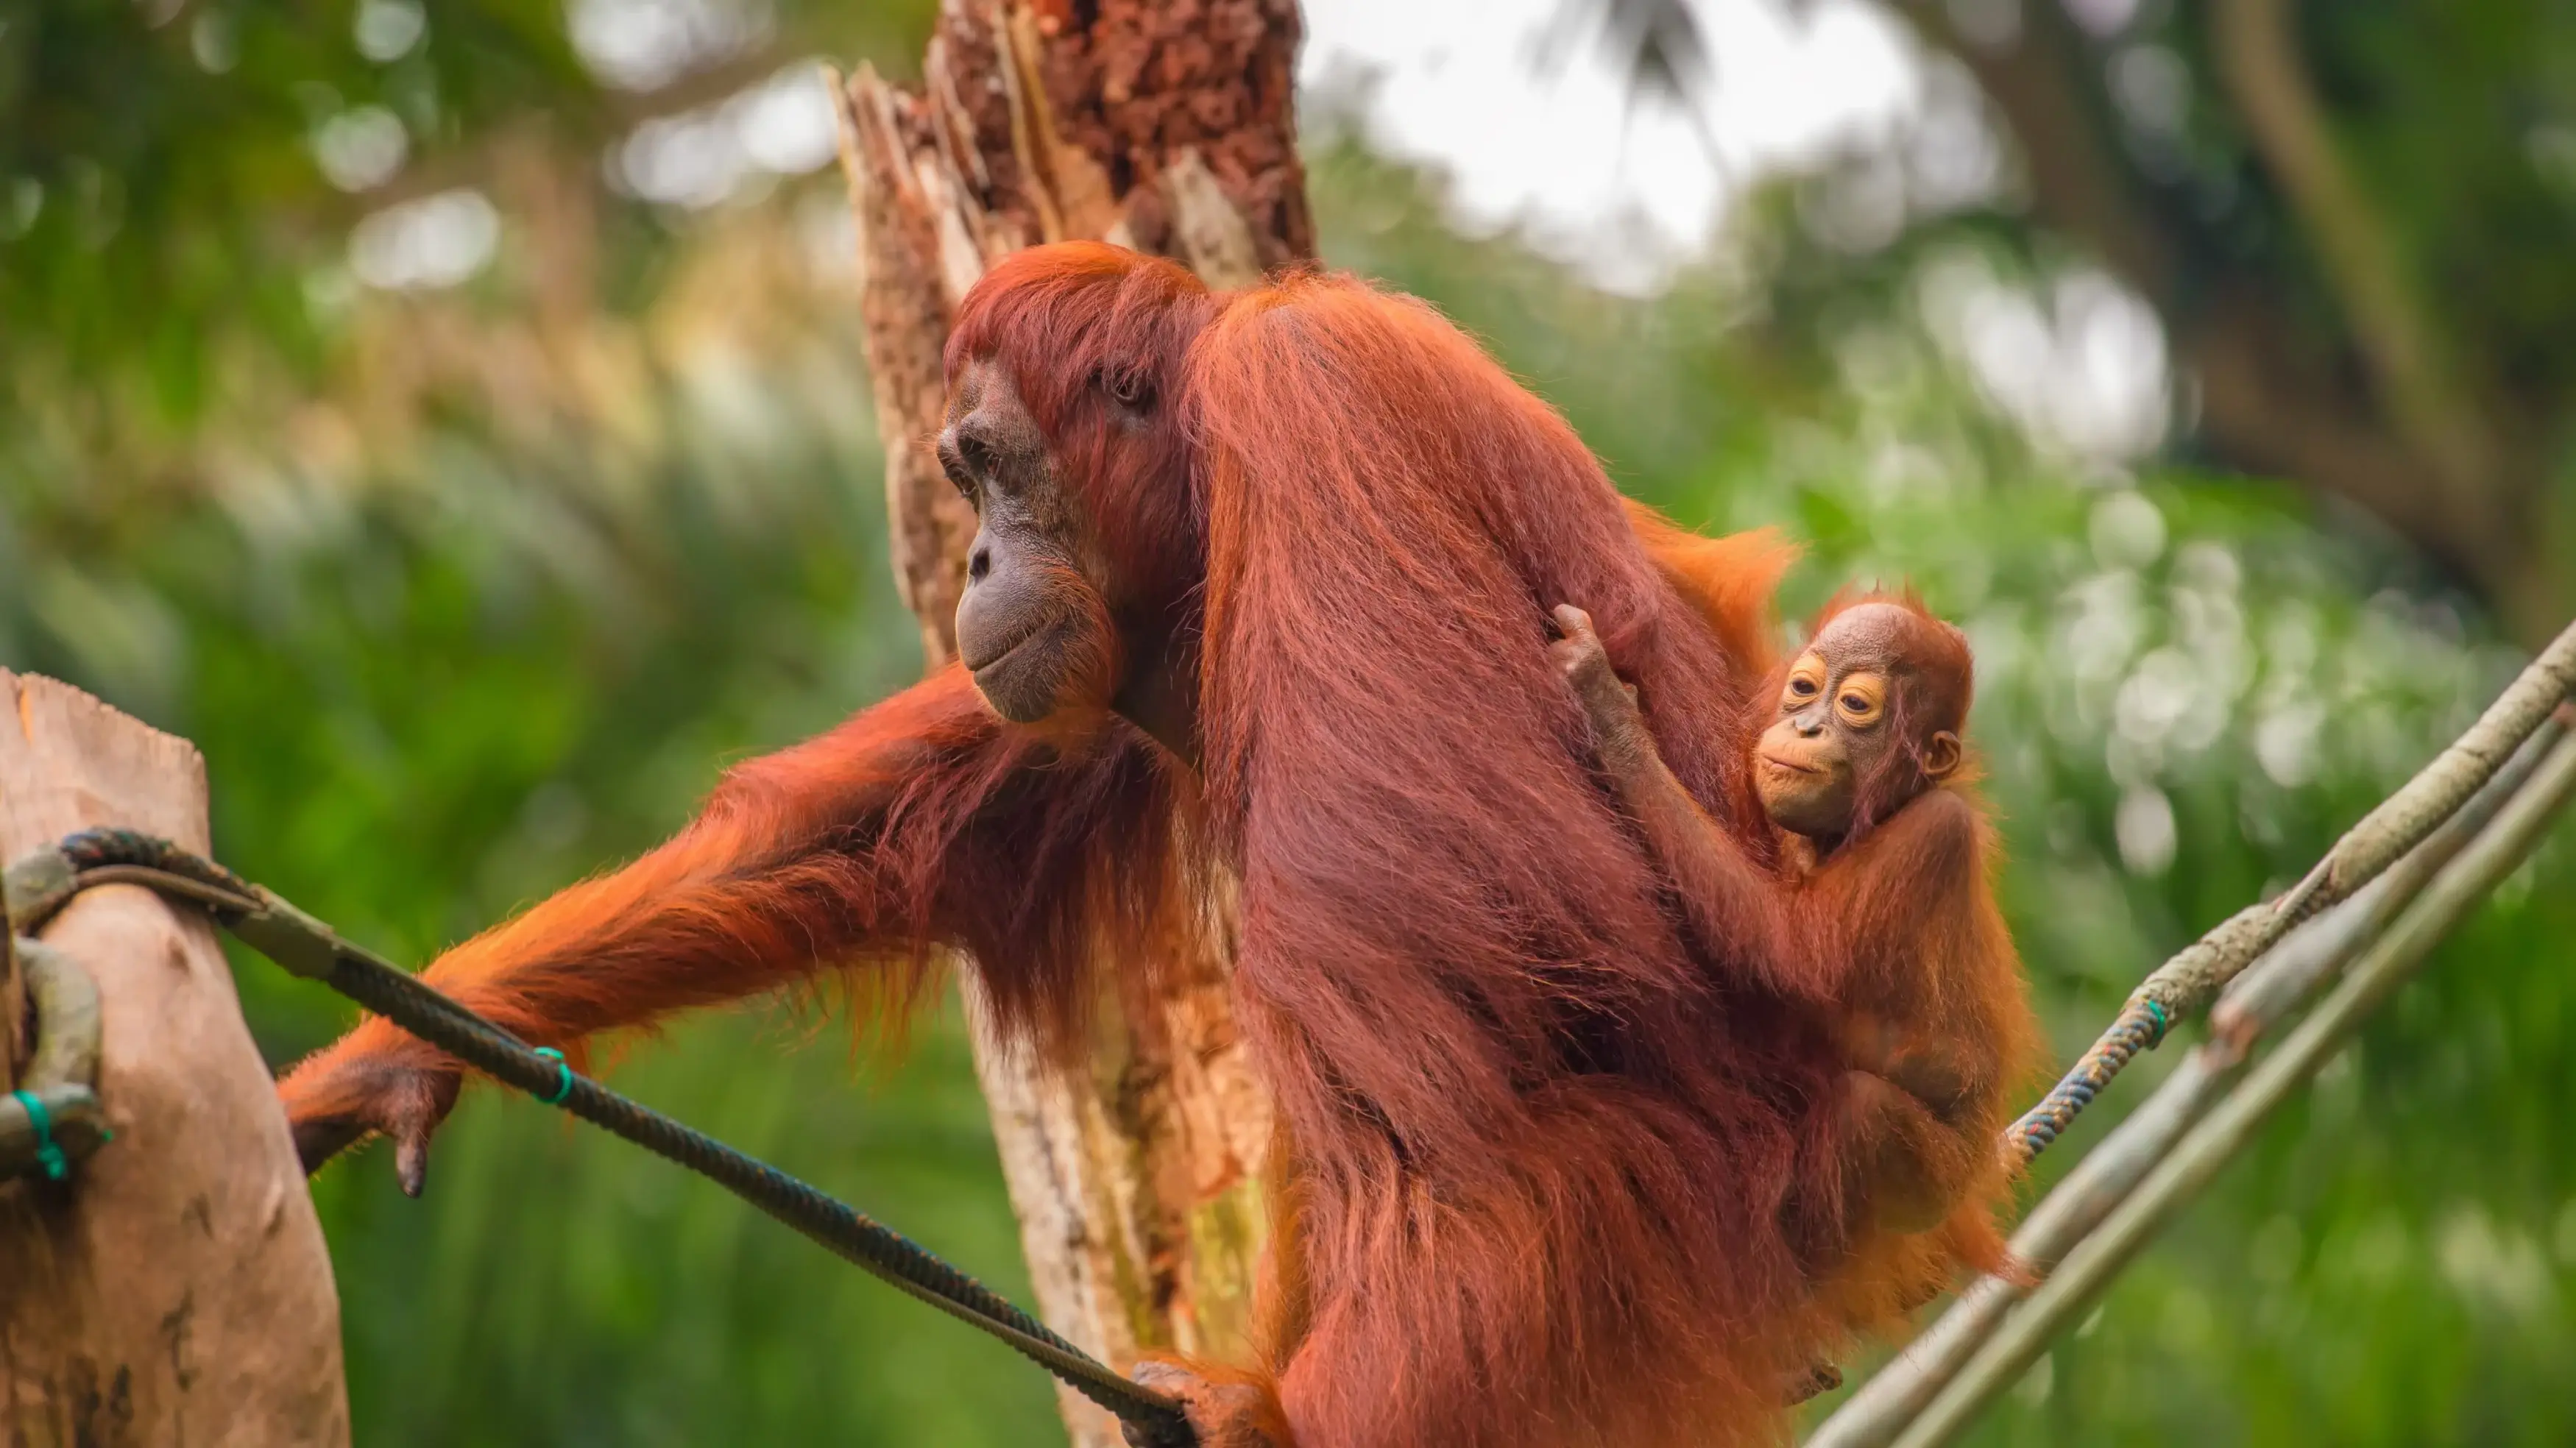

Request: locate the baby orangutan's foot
(1786, 1360), (1844, 1405)
(1125, 1359), (1292, 1448)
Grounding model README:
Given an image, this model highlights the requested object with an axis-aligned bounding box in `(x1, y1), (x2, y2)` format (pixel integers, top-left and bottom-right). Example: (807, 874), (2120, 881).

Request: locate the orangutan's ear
(1922, 731), (1962, 781)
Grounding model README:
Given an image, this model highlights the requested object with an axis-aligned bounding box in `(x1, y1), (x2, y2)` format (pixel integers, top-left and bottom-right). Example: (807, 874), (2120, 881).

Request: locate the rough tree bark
(829, 5), (1308, 1444)
(0, 672), (350, 1448)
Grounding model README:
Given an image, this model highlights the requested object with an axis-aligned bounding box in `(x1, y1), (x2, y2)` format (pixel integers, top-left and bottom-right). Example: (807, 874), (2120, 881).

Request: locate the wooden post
(832, 5), (1309, 1443)
(1, 886), (17, 1093)
(0, 672), (349, 1447)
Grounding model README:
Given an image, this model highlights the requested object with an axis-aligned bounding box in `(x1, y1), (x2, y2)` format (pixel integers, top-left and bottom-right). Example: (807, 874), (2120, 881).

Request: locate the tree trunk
(1, 887), (17, 1093)
(0, 672), (350, 1448)
(829, 4), (1308, 1444)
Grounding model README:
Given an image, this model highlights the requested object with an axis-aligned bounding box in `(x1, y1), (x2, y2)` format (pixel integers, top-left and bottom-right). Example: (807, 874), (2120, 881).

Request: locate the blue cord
(533, 1047), (574, 1105)
(12, 1090), (67, 1181)
(532, 1047), (574, 1105)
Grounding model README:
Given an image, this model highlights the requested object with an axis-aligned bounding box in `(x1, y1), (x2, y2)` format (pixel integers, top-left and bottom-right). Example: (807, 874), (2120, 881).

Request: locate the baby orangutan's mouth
(1761, 753), (1824, 776)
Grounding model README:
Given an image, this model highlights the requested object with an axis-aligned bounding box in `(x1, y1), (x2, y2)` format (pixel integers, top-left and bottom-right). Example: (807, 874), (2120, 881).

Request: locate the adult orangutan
(283, 243), (1857, 1448)
(1551, 592), (2042, 1362)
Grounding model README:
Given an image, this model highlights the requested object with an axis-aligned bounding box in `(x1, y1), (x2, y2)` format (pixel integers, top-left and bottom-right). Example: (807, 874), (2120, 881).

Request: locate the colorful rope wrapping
(2004, 999), (2168, 1166)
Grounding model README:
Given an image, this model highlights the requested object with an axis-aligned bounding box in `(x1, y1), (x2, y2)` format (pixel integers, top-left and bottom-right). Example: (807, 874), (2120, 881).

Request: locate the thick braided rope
(7, 830), (1195, 1448)
(2003, 620), (2576, 1171)
(2006, 1000), (2167, 1160)
(58, 826), (255, 893)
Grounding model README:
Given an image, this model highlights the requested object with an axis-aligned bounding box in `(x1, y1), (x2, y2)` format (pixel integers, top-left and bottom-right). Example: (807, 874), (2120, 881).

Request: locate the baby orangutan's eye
(1833, 671), (1887, 724)
(1784, 652), (1831, 707)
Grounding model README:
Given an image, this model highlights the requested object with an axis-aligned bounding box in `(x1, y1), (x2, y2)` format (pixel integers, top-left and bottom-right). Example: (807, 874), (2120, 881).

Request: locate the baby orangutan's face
(1754, 603), (1962, 842)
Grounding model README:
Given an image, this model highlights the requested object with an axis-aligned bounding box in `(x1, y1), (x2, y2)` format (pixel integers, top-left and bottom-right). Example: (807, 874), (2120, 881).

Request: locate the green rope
(5, 828), (1195, 1448)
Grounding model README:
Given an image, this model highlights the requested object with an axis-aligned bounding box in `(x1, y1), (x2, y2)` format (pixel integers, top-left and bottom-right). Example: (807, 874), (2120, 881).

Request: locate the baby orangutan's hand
(1549, 604), (1647, 762)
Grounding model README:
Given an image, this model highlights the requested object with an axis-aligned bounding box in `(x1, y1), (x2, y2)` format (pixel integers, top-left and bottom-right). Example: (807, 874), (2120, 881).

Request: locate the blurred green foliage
(1757, 0), (2576, 642)
(0, 0), (931, 436)
(3, 5), (2574, 1444)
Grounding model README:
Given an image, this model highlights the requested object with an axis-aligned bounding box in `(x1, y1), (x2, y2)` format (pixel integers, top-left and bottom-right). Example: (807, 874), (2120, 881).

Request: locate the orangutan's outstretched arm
(277, 667), (1010, 1190)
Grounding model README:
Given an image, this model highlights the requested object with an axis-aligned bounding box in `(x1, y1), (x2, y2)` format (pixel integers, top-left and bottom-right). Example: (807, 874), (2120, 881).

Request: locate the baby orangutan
(1551, 593), (2039, 1370)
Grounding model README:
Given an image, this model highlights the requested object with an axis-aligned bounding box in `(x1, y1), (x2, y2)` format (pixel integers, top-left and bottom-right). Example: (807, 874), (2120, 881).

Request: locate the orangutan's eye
(938, 434), (986, 505)
(1104, 368), (1155, 414)
(1785, 653), (1827, 706)
(1835, 672), (1886, 725)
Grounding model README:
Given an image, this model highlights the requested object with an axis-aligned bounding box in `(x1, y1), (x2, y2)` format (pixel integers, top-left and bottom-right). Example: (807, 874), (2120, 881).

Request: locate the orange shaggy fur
(283, 244), (2031, 1448)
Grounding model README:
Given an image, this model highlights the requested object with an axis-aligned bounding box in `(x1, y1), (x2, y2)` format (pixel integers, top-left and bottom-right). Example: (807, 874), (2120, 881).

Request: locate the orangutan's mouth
(1760, 753), (1822, 776)
(964, 628), (1039, 676)
(962, 614), (1063, 676)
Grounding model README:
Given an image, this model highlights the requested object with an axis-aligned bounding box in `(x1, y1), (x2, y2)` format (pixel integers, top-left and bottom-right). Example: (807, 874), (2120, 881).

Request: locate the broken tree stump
(0, 672), (349, 1447)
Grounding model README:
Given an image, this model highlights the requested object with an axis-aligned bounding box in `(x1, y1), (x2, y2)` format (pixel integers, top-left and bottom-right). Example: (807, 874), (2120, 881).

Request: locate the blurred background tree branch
(1581, 0), (2574, 640)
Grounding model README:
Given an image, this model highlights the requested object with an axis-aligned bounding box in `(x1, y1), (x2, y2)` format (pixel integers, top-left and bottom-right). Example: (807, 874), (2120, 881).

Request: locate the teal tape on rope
(534, 1047), (573, 1105)
(12, 1089), (67, 1180)
(2143, 999), (2170, 1046)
